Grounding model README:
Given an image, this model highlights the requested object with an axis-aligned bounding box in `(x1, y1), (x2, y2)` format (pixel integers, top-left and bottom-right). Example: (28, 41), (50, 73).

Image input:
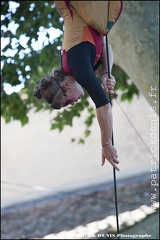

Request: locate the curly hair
(33, 68), (67, 109)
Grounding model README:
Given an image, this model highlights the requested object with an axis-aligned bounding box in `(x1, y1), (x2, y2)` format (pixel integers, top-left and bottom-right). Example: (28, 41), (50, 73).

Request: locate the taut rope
(105, 35), (120, 239)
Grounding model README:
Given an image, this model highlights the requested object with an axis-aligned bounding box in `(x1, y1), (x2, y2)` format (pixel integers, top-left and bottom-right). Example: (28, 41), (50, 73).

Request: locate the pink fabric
(61, 27), (103, 75)
(61, 50), (72, 75)
(88, 26), (103, 65)
(64, 1), (73, 20)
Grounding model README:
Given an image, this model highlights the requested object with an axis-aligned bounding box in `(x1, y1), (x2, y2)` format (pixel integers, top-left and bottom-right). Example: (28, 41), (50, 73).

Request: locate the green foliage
(1, 1), (139, 143)
(1, 0), (63, 123)
(112, 65), (139, 102)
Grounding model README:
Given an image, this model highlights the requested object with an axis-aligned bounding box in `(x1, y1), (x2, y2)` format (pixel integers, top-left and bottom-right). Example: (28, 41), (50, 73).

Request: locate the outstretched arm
(96, 42), (119, 171)
(65, 41), (119, 170)
(96, 104), (119, 171)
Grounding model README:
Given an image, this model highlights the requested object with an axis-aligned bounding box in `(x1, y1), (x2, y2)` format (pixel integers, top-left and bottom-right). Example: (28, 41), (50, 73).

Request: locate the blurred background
(1, 93), (159, 239)
(1, 94), (159, 208)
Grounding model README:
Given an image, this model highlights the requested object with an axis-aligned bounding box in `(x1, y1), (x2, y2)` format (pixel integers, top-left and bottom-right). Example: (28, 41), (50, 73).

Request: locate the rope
(114, 99), (158, 164)
(105, 35), (120, 239)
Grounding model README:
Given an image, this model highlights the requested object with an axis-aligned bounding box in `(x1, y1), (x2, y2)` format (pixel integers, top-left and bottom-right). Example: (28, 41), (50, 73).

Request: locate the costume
(54, 1), (110, 107)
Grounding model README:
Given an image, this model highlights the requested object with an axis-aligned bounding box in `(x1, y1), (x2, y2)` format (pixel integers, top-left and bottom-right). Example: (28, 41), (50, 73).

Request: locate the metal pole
(105, 35), (120, 239)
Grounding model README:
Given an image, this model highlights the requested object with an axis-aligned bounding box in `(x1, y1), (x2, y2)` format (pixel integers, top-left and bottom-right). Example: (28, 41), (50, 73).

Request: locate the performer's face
(51, 75), (84, 109)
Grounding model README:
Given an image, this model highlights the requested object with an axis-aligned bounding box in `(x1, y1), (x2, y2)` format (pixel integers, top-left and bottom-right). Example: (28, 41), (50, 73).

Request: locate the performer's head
(33, 68), (84, 109)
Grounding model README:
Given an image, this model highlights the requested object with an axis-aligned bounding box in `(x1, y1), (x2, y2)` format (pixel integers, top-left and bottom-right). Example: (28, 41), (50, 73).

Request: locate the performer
(34, 1), (120, 171)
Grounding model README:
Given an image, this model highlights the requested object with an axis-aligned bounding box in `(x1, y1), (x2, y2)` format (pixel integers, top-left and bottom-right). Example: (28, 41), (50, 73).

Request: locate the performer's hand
(101, 144), (120, 171)
(101, 74), (116, 95)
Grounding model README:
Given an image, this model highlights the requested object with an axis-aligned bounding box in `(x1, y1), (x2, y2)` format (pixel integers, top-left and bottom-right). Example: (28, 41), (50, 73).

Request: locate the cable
(105, 35), (120, 239)
(114, 99), (158, 164)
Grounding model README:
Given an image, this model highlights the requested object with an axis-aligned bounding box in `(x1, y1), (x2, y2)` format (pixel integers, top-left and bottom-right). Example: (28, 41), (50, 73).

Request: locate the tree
(108, 1), (159, 114)
(1, 1), (143, 143)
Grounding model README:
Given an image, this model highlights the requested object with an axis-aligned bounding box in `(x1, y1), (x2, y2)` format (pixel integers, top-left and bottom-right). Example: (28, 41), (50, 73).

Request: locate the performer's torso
(54, 1), (99, 52)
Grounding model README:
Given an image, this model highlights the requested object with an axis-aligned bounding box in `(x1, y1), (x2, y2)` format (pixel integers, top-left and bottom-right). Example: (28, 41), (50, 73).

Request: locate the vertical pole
(105, 35), (120, 239)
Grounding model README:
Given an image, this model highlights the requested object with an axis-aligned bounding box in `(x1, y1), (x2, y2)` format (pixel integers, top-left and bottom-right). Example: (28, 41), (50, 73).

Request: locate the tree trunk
(108, 1), (159, 114)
